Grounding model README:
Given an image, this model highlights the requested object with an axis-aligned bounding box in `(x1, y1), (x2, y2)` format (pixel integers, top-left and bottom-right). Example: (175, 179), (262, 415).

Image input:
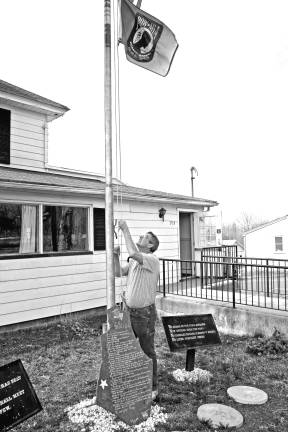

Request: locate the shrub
(246, 329), (288, 356)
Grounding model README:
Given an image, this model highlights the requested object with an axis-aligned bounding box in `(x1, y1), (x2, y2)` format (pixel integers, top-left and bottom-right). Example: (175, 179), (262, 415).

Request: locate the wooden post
(186, 348), (196, 371)
(104, 0), (115, 310)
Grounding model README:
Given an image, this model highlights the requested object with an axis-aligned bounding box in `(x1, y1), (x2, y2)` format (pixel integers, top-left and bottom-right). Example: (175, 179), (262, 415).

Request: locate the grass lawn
(1, 312), (288, 431)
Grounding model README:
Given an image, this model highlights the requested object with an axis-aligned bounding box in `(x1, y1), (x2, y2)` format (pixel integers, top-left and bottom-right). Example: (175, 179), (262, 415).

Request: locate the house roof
(222, 239), (244, 249)
(243, 215), (288, 236)
(0, 79), (69, 120)
(0, 166), (218, 208)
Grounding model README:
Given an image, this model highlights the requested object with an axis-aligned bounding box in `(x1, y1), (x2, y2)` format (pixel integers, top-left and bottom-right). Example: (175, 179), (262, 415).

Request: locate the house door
(179, 212), (194, 276)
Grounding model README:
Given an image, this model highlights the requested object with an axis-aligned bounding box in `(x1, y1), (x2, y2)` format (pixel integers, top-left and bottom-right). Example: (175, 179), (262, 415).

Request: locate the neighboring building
(0, 79), (218, 328)
(222, 239), (244, 256)
(243, 215), (288, 259)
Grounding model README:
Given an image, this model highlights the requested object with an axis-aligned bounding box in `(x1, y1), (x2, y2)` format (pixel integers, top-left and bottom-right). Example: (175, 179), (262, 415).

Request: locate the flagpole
(104, 0), (115, 310)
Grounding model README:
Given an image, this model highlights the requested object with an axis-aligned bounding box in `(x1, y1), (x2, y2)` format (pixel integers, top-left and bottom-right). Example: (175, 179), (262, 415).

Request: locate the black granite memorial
(96, 306), (153, 426)
(162, 314), (221, 371)
(0, 359), (42, 431)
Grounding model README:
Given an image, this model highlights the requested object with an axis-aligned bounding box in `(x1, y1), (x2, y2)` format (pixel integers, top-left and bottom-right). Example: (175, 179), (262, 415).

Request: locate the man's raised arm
(118, 220), (143, 265)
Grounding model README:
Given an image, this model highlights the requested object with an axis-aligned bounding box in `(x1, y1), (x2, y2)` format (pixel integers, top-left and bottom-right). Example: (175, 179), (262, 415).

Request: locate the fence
(201, 245), (238, 261)
(158, 258), (288, 312)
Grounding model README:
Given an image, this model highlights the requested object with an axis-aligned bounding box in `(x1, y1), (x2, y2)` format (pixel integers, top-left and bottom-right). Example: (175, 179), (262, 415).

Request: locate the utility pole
(104, 0), (115, 309)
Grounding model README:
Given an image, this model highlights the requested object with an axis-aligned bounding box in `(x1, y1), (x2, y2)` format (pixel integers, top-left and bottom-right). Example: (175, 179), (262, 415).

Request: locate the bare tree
(237, 212), (269, 233)
(222, 212), (269, 244)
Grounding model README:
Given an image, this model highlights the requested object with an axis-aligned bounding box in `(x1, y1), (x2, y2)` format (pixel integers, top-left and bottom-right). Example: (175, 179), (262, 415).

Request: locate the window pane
(275, 236), (283, 251)
(199, 216), (217, 247)
(0, 204), (37, 254)
(43, 206), (88, 252)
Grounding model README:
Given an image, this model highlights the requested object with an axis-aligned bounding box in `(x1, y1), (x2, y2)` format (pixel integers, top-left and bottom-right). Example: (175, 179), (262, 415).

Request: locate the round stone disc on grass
(227, 386), (268, 405)
(197, 403), (243, 429)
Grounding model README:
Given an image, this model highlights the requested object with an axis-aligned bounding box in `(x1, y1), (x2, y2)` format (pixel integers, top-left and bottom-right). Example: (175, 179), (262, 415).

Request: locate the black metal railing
(158, 258), (288, 312)
(201, 245), (238, 260)
(202, 254), (288, 268)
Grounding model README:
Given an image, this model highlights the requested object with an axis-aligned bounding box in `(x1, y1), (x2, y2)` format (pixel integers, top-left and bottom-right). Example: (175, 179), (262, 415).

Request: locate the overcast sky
(1, 0), (288, 223)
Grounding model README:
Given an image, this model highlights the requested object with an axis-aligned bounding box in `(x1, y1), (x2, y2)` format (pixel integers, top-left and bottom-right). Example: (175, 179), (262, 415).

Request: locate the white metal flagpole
(104, 0), (115, 310)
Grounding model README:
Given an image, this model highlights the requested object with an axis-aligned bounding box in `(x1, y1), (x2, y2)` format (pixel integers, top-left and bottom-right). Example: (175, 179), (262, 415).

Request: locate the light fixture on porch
(159, 208), (166, 221)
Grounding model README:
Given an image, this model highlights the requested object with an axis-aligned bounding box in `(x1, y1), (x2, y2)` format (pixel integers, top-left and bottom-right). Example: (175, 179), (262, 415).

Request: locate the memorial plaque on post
(96, 306), (152, 426)
(162, 314), (221, 370)
(0, 359), (42, 431)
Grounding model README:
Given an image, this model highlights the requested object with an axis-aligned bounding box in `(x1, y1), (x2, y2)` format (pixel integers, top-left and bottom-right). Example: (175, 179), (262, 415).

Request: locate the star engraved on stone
(100, 379), (108, 390)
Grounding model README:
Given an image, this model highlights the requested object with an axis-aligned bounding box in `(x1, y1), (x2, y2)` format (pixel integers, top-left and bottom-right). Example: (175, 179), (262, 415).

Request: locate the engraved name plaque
(162, 314), (221, 352)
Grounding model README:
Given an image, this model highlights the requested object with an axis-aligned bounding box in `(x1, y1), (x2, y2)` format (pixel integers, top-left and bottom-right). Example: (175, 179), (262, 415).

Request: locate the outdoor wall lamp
(159, 208), (166, 221)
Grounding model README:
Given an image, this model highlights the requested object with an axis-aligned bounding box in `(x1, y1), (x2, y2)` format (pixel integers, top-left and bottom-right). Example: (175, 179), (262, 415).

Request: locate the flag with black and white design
(120, 0), (178, 76)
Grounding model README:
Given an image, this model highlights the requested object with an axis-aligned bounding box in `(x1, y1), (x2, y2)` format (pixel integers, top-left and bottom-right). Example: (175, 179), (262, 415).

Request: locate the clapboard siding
(12, 110), (44, 127)
(11, 127), (43, 141)
(11, 149), (44, 161)
(10, 157), (44, 169)
(11, 134), (44, 147)
(13, 142), (44, 154)
(0, 298), (109, 328)
(0, 262), (105, 282)
(9, 109), (45, 169)
(0, 272), (105, 294)
(0, 284), (107, 313)
(0, 252), (105, 271)
(115, 204), (179, 262)
(0, 253), (108, 326)
(12, 121), (44, 134)
(0, 195), (184, 327)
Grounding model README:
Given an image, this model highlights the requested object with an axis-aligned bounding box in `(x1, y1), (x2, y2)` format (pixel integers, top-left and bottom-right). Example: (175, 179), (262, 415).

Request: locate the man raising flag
(120, 0), (178, 76)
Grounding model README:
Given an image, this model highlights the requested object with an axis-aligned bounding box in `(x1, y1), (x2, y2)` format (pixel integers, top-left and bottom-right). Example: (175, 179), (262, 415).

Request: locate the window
(0, 203), (38, 254)
(199, 216), (217, 247)
(0, 108), (11, 165)
(94, 208), (105, 250)
(275, 236), (283, 252)
(43, 206), (88, 252)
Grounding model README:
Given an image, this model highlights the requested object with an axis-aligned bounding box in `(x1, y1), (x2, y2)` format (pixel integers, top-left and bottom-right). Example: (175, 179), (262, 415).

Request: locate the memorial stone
(0, 359), (42, 431)
(96, 306), (153, 426)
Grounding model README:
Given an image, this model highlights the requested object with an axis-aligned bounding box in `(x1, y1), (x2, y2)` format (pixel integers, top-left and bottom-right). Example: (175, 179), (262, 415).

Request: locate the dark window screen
(94, 208), (105, 250)
(0, 108), (10, 165)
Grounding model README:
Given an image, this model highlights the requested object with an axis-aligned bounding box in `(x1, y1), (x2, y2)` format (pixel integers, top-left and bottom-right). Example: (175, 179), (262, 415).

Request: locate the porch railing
(158, 258), (288, 312)
(201, 245), (238, 260)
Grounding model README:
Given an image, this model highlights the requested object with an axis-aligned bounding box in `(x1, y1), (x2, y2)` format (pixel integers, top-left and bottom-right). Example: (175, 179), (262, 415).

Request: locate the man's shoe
(152, 390), (158, 401)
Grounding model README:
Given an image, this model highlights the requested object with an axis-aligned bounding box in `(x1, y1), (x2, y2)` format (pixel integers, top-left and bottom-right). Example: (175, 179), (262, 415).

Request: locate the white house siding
(114, 201), (180, 261)
(245, 218), (288, 259)
(0, 104), (46, 170)
(0, 253), (107, 327)
(0, 194), (195, 327)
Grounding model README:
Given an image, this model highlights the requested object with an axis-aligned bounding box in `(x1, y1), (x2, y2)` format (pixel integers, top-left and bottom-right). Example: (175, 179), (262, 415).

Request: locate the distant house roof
(0, 166), (218, 208)
(243, 215), (288, 236)
(0, 79), (69, 120)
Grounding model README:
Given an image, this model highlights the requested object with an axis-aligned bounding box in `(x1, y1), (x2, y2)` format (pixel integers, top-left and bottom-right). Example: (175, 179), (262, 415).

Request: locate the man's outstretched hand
(118, 220), (128, 231)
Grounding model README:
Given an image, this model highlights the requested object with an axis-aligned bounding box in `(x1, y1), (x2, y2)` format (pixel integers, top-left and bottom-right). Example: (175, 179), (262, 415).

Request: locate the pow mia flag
(120, 0), (178, 76)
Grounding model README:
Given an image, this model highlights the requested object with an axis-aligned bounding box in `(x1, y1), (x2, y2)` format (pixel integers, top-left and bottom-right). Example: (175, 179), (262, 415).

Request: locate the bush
(246, 329), (288, 356)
